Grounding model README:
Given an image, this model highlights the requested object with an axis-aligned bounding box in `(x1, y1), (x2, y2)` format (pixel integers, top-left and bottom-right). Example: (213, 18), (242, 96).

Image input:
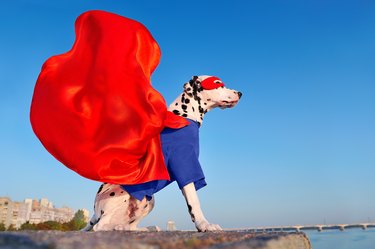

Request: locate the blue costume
(121, 119), (206, 201)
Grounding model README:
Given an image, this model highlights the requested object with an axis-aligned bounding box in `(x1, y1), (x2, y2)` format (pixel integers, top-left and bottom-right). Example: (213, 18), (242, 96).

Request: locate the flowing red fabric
(30, 10), (188, 184)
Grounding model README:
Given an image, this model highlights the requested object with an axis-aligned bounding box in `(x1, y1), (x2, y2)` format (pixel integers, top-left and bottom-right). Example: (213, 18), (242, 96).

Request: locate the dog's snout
(237, 92), (242, 99)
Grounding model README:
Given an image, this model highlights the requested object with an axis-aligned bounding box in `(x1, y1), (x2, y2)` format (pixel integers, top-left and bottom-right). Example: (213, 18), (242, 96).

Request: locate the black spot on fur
(97, 184), (104, 194)
(128, 197), (139, 219)
(181, 104), (187, 110)
(129, 219), (136, 224)
(182, 114), (188, 117)
(173, 110), (180, 115)
(199, 107), (204, 113)
(175, 103), (178, 106)
(192, 107), (195, 112)
(186, 87), (191, 92)
(188, 204), (195, 222)
(110, 192), (115, 196)
(188, 204), (192, 213)
(181, 93), (186, 102)
(204, 103), (207, 105)
(184, 98), (190, 104)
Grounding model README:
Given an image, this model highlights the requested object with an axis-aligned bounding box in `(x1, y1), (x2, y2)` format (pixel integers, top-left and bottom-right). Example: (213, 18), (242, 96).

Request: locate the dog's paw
(195, 220), (223, 232)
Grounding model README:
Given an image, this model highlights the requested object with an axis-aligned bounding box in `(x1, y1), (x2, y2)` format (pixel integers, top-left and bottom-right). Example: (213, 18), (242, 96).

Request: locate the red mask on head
(200, 76), (225, 90)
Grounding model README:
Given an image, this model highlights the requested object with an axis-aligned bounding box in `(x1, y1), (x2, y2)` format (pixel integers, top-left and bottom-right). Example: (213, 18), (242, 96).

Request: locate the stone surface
(0, 231), (311, 249)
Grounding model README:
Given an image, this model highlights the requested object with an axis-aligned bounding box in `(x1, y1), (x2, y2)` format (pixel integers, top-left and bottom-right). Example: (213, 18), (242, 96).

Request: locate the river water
(305, 228), (375, 249)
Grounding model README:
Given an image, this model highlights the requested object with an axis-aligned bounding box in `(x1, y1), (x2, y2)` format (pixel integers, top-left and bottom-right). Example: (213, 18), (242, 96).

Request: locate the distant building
(32, 199), (39, 210)
(167, 220), (176, 231)
(0, 197), (87, 229)
(40, 198), (51, 208)
(24, 199), (32, 221)
(53, 207), (74, 223)
(11, 201), (30, 228)
(29, 209), (42, 224)
(0, 197), (13, 228)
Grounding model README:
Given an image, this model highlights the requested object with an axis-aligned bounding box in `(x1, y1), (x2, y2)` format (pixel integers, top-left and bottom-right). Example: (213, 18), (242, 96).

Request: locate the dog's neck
(168, 92), (210, 127)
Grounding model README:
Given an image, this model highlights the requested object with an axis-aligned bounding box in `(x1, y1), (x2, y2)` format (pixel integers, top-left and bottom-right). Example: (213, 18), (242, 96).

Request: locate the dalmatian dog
(82, 75), (242, 232)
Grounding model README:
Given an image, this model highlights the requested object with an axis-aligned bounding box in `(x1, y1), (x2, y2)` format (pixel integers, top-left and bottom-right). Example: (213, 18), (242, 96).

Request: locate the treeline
(0, 210), (87, 231)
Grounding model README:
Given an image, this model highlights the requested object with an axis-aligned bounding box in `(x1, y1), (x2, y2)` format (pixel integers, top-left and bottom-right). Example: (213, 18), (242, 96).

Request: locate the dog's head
(184, 75), (242, 110)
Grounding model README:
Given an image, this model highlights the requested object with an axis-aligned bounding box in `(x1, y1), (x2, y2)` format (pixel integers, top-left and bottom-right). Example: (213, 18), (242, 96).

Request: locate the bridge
(226, 223), (375, 232)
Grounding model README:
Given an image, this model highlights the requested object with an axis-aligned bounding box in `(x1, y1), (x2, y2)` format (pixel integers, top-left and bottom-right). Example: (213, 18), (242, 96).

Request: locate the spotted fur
(169, 75), (242, 126)
(81, 183), (155, 231)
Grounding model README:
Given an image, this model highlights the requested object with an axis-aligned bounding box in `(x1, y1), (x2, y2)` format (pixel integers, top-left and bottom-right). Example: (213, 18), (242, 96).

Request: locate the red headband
(200, 76), (225, 90)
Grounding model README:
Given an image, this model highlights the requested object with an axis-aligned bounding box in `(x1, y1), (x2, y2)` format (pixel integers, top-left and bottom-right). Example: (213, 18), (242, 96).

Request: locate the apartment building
(0, 197), (13, 228)
(0, 197), (84, 229)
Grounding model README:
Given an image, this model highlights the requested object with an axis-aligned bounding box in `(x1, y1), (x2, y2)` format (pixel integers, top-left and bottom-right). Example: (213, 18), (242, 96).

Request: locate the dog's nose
(237, 92), (242, 99)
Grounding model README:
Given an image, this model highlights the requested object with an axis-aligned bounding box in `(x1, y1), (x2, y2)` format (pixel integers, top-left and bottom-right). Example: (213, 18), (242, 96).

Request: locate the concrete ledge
(0, 231), (311, 249)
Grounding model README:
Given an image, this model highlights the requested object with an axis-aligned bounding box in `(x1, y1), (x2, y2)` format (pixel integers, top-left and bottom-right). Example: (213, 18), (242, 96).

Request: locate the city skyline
(1, 0), (374, 230)
(1, 194), (374, 232)
(0, 196), (89, 229)
(0, 196), (86, 210)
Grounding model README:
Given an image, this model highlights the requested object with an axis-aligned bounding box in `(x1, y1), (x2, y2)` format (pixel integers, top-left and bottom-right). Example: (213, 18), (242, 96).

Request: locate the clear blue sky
(1, 0), (374, 230)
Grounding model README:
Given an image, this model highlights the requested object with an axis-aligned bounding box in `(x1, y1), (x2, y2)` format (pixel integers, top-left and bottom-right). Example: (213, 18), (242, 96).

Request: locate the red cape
(30, 10), (188, 184)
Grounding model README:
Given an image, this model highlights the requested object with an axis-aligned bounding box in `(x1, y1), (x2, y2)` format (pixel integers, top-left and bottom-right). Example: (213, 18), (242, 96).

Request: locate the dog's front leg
(182, 183), (222, 232)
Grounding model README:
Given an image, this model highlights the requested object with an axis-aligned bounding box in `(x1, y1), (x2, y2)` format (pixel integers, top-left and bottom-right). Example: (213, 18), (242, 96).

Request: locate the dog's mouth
(218, 100), (239, 109)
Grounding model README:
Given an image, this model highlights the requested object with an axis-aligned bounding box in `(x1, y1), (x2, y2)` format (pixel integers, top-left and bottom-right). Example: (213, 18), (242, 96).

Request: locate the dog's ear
(184, 76), (202, 97)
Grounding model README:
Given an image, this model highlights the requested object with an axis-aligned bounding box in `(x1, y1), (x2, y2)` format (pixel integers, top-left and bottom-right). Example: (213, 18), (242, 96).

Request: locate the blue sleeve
(166, 125), (206, 190)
